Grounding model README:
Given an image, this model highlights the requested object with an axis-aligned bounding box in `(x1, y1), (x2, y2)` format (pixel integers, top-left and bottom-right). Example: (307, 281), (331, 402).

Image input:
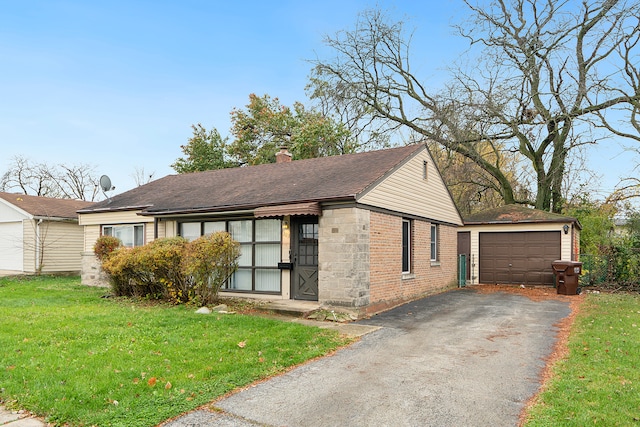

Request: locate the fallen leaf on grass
(148, 377), (157, 387)
(165, 381), (172, 390)
(237, 341), (246, 348)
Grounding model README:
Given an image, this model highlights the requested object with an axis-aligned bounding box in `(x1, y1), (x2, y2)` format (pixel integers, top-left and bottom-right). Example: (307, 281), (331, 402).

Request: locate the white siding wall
(0, 201), (28, 271)
(41, 221), (84, 273)
(79, 210), (152, 226)
(79, 210), (154, 250)
(80, 210), (154, 286)
(22, 220), (36, 272)
(84, 225), (101, 253)
(358, 148), (462, 225)
(20, 220), (85, 273)
(0, 222), (23, 271)
(463, 222), (577, 285)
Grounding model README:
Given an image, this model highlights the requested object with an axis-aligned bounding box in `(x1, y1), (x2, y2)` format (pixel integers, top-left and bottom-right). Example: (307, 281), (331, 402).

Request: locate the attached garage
(460, 205), (581, 287)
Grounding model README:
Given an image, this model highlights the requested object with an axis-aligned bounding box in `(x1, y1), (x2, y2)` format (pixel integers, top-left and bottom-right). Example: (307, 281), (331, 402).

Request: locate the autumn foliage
(93, 235), (122, 261)
(98, 232), (240, 304)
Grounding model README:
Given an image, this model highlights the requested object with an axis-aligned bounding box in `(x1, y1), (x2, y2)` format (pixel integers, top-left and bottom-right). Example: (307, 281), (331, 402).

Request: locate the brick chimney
(275, 145), (292, 163)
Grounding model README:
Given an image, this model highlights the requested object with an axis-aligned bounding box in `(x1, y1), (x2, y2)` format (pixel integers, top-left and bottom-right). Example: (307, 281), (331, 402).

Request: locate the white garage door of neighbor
(0, 222), (24, 271)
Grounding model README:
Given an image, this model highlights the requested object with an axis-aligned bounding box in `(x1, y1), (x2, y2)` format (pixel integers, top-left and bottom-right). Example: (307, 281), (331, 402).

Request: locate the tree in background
(227, 94), (355, 166)
(311, 1), (640, 213)
(1, 155), (99, 201)
(564, 196), (640, 287)
(131, 166), (156, 187)
(306, 73), (392, 151)
(171, 95), (357, 172)
(564, 195), (617, 256)
(426, 139), (531, 216)
(171, 124), (235, 173)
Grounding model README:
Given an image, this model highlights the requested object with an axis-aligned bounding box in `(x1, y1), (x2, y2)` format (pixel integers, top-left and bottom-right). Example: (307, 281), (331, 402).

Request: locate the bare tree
(131, 166), (156, 187)
(1, 156), (100, 201)
(311, 1), (640, 212)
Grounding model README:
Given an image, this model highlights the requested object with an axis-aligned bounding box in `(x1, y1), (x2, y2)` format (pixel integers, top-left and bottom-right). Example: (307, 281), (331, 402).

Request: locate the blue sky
(0, 0), (636, 200)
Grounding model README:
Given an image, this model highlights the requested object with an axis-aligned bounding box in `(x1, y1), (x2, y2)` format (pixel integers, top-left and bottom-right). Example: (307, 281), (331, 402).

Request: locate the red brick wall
(368, 211), (458, 314)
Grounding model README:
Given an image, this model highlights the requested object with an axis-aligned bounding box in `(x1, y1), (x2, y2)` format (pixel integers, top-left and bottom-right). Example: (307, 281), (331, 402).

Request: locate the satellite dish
(99, 175), (114, 192)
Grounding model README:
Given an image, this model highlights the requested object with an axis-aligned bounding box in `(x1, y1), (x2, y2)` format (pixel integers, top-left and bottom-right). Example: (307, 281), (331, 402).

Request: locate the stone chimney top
(275, 145), (292, 163)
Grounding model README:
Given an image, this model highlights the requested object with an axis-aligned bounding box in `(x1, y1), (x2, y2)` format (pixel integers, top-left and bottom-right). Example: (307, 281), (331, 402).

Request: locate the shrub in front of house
(93, 235), (122, 261)
(131, 237), (191, 301)
(98, 232), (240, 304)
(100, 245), (143, 297)
(183, 232), (241, 305)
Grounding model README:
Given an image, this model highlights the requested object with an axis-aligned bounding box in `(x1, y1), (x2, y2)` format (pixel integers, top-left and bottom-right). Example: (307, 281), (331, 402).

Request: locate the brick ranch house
(78, 144), (463, 315)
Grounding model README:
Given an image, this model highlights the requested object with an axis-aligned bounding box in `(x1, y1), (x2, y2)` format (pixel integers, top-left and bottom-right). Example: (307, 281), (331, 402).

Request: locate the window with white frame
(402, 219), (411, 273)
(102, 224), (144, 247)
(430, 224), (438, 261)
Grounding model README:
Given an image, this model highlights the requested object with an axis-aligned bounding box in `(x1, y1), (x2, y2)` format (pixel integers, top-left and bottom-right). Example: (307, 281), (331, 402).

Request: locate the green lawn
(0, 275), (351, 427)
(524, 292), (640, 426)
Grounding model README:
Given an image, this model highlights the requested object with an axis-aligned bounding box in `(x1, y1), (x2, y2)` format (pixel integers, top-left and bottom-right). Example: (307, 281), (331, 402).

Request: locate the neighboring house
(78, 144), (464, 315)
(613, 217), (630, 236)
(459, 205), (581, 286)
(0, 192), (94, 274)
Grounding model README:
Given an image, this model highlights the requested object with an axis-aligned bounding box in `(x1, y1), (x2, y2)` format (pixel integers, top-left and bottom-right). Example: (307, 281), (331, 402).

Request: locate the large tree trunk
(310, 2), (640, 212)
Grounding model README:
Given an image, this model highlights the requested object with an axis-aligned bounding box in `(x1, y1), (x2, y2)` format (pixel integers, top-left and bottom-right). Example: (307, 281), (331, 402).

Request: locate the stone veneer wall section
(81, 252), (110, 287)
(318, 207), (371, 308)
(368, 211), (458, 314)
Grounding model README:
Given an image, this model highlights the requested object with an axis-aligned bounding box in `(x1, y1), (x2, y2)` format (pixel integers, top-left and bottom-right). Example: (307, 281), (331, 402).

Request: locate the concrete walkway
(0, 408), (44, 427)
(0, 270), (23, 277)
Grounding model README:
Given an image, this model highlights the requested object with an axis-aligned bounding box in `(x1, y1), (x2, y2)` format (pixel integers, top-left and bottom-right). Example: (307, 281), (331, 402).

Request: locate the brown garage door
(479, 231), (560, 285)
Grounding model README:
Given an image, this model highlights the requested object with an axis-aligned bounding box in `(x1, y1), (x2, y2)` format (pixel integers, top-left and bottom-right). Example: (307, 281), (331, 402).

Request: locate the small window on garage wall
(402, 219), (412, 273)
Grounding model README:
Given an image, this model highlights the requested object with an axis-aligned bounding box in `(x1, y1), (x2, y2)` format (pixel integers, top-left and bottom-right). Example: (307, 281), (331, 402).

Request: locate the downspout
(36, 218), (43, 274)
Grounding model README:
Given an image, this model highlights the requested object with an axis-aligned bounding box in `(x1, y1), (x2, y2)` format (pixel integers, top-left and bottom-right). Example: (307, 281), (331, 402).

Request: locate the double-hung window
(430, 224), (438, 261)
(402, 219), (411, 273)
(102, 224), (144, 247)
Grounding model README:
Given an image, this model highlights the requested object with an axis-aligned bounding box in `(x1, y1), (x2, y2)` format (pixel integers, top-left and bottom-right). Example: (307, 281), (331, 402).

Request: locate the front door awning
(254, 202), (322, 218)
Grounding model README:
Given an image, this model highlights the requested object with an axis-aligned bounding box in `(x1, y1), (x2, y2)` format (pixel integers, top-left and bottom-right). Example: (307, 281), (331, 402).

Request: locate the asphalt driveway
(163, 288), (571, 427)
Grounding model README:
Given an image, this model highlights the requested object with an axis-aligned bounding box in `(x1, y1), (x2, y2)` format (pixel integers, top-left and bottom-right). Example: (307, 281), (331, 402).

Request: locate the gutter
(35, 219), (43, 273)
(140, 195), (356, 218)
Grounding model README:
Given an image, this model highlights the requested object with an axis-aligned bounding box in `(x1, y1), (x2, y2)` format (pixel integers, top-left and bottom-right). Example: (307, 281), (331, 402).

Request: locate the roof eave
(77, 205), (153, 214)
(464, 218), (580, 227)
(140, 195), (357, 218)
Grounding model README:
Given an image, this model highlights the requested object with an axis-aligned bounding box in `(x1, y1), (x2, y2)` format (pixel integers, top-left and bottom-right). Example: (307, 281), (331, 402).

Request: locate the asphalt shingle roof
(464, 204), (580, 228)
(80, 144), (425, 215)
(0, 192), (94, 219)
